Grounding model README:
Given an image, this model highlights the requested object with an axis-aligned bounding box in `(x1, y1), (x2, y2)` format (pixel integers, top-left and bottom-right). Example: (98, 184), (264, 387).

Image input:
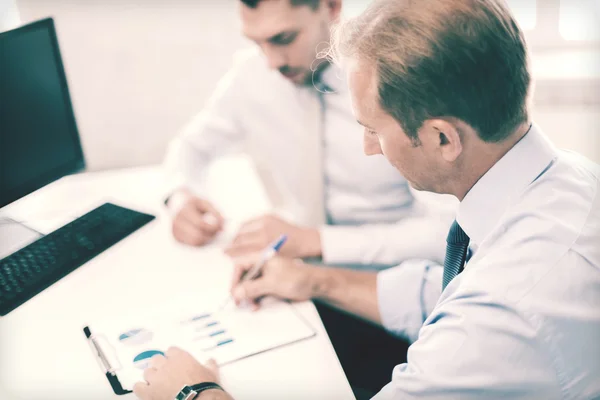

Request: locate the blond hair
(329, 0), (531, 142)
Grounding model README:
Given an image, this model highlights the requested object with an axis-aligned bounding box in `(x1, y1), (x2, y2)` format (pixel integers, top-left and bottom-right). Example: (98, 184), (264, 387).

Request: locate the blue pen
(219, 234), (287, 310)
(240, 234), (287, 282)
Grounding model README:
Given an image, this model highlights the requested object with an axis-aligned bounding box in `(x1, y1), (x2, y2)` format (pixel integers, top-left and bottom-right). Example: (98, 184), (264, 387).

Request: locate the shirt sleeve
(162, 51), (253, 201)
(377, 260), (442, 343)
(320, 191), (457, 266)
(372, 287), (562, 400)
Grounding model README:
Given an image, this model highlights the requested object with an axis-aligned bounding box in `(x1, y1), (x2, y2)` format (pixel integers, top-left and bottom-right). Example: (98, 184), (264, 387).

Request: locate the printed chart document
(84, 295), (315, 391)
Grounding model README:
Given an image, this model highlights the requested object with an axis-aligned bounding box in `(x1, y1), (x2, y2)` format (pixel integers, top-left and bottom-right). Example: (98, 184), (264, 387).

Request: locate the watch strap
(190, 382), (224, 398)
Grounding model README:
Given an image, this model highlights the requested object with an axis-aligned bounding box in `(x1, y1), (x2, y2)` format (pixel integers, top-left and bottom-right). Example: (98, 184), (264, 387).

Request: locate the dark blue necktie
(442, 220), (470, 290)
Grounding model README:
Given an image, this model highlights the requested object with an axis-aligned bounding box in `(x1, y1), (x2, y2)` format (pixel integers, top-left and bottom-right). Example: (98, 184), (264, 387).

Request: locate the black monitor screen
(0, 18), (85, 208)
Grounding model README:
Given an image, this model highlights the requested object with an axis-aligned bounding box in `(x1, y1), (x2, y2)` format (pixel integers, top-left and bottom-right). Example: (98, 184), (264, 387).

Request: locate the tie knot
(312, 71), (334, 94)
(314, 80), (333, 94)
(447, 220), (470, 245)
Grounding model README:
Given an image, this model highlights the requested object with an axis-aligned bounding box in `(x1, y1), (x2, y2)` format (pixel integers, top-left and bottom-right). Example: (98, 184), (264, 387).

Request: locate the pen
(240, 234), (287, 282)
(220, 234), (287, 310)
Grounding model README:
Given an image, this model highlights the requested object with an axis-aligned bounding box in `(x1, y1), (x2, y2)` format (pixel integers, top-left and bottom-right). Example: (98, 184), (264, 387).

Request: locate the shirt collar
(316, 63), (346, 95)
(457, 123), (558, 246)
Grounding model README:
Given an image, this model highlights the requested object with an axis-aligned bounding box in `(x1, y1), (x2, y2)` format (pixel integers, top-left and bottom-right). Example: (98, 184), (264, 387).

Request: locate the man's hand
(230, 255), (320, 309)
(170, 190), (224, 246)
(133, 347), (231, 400)
(224, 215), (321, 258)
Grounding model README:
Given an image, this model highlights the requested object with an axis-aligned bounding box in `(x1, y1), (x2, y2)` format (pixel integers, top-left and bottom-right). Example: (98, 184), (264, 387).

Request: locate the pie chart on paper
(118, 328), (153, 346)
(133, 350), (165, 369)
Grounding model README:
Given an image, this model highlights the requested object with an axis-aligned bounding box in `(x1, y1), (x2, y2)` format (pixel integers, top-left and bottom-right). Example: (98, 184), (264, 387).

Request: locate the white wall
(14, 1), (600, 170)
(530, 48), (600, 161)
(0, 0), (20, 31)
(17, 0), (250, 170)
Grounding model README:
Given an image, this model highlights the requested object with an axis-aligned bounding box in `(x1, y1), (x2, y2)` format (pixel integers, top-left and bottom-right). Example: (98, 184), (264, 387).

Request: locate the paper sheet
(87, 296), (315, 390)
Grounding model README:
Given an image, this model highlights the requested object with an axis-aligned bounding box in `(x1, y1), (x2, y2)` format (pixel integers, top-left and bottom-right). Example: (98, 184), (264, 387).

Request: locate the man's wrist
(297, 228), (322, 258)
(195, 388), (231, 400)
(306, 265), (335, 300)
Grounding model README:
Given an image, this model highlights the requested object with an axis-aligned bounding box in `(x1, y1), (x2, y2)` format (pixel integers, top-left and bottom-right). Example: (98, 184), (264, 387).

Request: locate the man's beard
(278, 60), (330, 87)
(278, 65), (309, 84)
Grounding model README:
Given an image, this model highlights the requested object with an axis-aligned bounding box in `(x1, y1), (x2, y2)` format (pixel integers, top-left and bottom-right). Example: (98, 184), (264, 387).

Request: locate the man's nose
(262, 45), (286, 70)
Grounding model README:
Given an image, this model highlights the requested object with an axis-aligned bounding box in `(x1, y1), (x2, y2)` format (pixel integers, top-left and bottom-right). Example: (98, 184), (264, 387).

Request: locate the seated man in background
(164, 1), (454, 393)
(137, 0), (600, 399)
(163, 0), (454, 269)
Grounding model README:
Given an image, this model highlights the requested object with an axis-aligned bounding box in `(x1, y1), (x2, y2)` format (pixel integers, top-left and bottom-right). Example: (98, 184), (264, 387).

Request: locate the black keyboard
(0, 203), (155, 316)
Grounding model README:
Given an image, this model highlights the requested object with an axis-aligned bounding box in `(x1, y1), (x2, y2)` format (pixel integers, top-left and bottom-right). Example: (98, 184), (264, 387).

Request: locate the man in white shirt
(164, 0), (453, 267)
(135, 0), (600, 399)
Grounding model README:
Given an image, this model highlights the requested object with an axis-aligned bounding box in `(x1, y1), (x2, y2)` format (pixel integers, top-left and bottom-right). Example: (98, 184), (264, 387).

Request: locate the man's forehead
(240, 1), (314, 41)
(346, 59), (379, 118)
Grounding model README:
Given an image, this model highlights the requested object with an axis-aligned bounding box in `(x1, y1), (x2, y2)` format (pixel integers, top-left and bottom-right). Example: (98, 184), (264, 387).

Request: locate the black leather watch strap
(189, 382), (224, 398)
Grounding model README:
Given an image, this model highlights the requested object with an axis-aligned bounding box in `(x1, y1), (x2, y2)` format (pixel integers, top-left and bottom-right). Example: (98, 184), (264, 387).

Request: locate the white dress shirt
(375, 124), (600, 399)
(164, 48), (455, 266)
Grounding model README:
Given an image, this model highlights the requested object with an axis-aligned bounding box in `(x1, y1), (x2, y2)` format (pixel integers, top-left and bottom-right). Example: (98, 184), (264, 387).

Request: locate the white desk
(0, 158), (354, 400)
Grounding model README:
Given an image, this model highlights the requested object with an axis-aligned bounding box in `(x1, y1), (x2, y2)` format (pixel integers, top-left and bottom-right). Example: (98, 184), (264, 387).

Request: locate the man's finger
(233, 279), (270, 302)
(206, 358), (218, 371)
(180, 206), (210, 228)
(143, 367), (157, 383)
(224, 243), (265, 258)
(174, 220), (208, 246)
(194, 199), (224, 225)
(230, 252), (262, 269)
(201, 213), (221, 228)
(236, 218), (263, 235)
(166, 346), (184, 359)
(230, 229), (266, 246)
(225, 232), (266, 256)
(206, 359), (220, 383)
(133, 382), (150, 399)
(230, 263), (252, 290)
(149, 354), (167, 369)
(181, 208), (221, 234)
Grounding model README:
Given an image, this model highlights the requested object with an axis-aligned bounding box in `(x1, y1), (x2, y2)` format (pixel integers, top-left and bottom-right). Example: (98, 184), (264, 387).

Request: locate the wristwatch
(175, 382), (224, 400)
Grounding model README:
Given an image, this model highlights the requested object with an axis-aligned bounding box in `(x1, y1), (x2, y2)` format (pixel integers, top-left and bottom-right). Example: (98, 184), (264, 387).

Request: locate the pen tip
(273, 234), (287, 251)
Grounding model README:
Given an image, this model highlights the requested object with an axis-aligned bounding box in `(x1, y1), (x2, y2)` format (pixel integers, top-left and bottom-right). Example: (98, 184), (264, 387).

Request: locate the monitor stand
(0, 218), (43, 259)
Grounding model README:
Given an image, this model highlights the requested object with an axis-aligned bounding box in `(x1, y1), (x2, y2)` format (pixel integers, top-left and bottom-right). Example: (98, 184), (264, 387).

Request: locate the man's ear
(421, 119), (463, 162)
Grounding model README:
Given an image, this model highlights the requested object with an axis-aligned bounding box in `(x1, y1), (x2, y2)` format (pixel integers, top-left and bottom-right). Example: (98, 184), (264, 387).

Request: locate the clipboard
(82, 297), (316, 395)
(84, 326), (131, 395)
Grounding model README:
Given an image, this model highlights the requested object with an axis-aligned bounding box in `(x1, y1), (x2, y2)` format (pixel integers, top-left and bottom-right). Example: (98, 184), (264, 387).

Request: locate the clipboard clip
(83, 326), (132, 395)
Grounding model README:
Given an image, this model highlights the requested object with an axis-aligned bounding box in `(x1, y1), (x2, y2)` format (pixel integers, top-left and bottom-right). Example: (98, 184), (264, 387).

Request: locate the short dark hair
(240, 0), (320, 10)
(332, 0), (531, 143)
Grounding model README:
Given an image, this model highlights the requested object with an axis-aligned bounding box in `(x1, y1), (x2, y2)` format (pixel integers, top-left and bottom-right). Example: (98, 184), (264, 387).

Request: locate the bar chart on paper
(85, 297), (316, 390)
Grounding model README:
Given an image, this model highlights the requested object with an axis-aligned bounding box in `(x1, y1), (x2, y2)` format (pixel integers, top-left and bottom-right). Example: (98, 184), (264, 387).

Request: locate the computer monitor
(0, 18), (85, 209)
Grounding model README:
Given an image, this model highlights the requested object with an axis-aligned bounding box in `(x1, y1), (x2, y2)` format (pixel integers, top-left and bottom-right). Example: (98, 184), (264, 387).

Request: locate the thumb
(232, 279), (270, 303)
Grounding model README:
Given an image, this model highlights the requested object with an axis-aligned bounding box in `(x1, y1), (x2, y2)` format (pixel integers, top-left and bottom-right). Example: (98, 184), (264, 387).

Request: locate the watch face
(175, 386), (197, 400)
